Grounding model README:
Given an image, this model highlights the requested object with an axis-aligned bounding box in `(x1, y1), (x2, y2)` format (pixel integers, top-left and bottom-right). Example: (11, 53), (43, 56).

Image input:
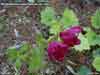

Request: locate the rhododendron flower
(60, 26), (83, 47)
(67, 26), (83, 35)
(47, 26), (83, 62)
(47, 41), (69, 62)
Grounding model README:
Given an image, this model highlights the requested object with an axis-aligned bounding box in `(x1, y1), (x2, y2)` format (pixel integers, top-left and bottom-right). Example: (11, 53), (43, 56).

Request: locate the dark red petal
(59, 26), (82, 47)
(47, 41), (69, 62)
(67, 26), (83, 35)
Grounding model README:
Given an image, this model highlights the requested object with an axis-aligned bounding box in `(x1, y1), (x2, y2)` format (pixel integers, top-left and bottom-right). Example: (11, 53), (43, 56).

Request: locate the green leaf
(37, 0), (49, 3)
(92, 56), (100, 71)
(0, 16), (6, 23)
(91, 9), (100, 29)
(93, 48), (100, 58)
(7, 47), (18, 61)
(19, 43), (30, 54)
(60, 8), (79, 29)
(37, 0), (48, 2)
(85, 27), (100, 45)
(15, 0), (22, 2)
(78, 66), (91, 75)
(7, 43), (30, 62)
(85, 28), (97, 45)
(36, 33), (47, 48)
(27, 0), (35, 3)
(41, 7), (56, 26)
(28, 48), (44, 72)
(50, 20), (61, 34)
(15, 59), (22, 69)
(93, 35), (100, 45)
(19, 54), (27, 62)
(74, 33), (90, 51)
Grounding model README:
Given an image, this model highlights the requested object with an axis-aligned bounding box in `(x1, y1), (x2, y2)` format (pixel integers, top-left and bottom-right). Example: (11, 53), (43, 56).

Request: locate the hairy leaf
(15, 59), (22, 69)
(60, 8), (79, 29)
(41, 7), (56, 26)
(37, 0), (48, 2)
(19, 43), (30, 54)
(28, 48), (44, 72)
(78, 66), (91, 75)
(93, 48), (100, 58)
(50, 20), (61, 34)
(91, 9), (100, 29)
(36, 32), (47, 49)
(92, 56), (100, 71)
(7, 47), (18, 61)
(74, 33), (90, 51)
(93, 35), (100, 45)
(27, 0), (35, 3)
(15, 0), (22, 2)
(85, 28), (97, 45)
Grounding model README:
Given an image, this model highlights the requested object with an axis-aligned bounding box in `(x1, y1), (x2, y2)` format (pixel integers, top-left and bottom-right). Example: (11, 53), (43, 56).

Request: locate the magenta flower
(67, 26), (83, 35)
(60, 26), (83, 47)
(47, 26), (83, 62)
(47, 41), (69, 62)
